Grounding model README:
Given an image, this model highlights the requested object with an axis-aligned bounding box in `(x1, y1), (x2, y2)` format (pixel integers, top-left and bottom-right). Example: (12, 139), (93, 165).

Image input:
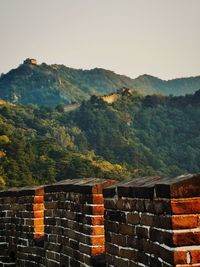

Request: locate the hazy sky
(0, 0), (200, 79)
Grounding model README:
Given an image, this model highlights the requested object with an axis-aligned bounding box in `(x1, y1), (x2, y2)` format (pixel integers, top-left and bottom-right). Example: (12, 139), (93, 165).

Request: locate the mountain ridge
(0, 59), (200, 106)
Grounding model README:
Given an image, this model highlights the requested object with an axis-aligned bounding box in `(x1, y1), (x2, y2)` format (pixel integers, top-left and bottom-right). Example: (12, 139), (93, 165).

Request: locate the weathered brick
(140, 214), (154, 226)
(173, 231), (200, 246)
(126, 212), (140, 225)
(190, 250), (200, 264)
(173, 250), (187, 265)
(111, 233), (127, 247)
(171, 214), (199, 229)
(136, 226), (149, 239)
(118, 248), (137, 260)
(116, 198), (136, 211)
(113, 256), (129, 267)
(171, 198), (200, 214)
(119, 223), (135, 236)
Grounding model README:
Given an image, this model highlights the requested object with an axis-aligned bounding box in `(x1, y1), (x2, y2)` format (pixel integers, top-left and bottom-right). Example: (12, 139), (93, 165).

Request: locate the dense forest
(0, 89), (200, 188)
(1, 59), (200, 107)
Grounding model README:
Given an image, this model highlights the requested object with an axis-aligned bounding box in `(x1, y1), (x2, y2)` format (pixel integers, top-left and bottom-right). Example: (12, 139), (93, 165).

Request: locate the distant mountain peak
(0, 60), (200, 106)
(136, 74), (162, 81)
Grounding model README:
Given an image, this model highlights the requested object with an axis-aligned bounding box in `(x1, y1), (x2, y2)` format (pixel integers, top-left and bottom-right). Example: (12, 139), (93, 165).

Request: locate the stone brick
(150, 228), (172, 246)
(105, 210), (126, 223)
(116, 198), (137, 211)
(173, 250), (187, 265)
(119, 223), (135, 236)
(140, 214), (154, 226)
(171, 215), (198, 229)
(118, 248), (137, 260)
(111, 233), (127, 247)
(104, 198), (117, 210)
(155, 174), (200, 198)
(104, 220), (119, 233)
(90, 215), (104, 226)
(136, 226), (149, 239)
(170, 198), (200, 214)
(105, 242), (119, 256)
(190, 250), (200, 264)
(91, 194), (104, 205)
(149, 257), (162, 267)
(173, 231), (200, 246)
(126, 212), (140, 225)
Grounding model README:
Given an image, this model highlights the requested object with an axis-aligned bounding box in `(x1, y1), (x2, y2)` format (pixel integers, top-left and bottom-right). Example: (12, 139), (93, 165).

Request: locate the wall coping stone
(103, 174), (200, 199)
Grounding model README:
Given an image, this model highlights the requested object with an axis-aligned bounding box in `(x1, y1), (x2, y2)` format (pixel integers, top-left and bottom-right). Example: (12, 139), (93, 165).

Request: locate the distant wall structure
(101, 94), (119, 104)
(23, 58), (37, 65)
(100, 87), (132, 104)
(0, 174), (200, 267)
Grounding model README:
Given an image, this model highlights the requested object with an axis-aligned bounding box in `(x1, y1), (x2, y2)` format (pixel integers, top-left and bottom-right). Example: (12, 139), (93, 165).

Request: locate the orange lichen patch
(34, 187), (44, 239)
(91, 246), (105, 256)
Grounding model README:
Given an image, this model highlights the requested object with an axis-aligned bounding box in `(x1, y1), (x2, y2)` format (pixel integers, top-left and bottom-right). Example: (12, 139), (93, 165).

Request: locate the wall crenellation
(103, 174), (200, 267)
(0, 174), (200, 266)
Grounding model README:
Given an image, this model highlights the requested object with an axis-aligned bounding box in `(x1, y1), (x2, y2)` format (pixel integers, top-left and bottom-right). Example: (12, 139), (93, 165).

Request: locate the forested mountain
(133, 74), (200, 96)
(0, 90), (200, 188)
(0, 59), (200, 107)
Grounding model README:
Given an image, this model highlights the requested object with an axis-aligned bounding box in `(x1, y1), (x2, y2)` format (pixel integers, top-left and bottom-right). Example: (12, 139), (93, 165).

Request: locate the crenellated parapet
(103, 174), (200, 267)
(0, 174), (200, 266)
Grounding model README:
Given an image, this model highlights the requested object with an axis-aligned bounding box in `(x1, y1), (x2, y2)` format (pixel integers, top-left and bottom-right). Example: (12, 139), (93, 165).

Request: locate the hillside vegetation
(1, 59), (200, 106)
(0, 90), (200, 188)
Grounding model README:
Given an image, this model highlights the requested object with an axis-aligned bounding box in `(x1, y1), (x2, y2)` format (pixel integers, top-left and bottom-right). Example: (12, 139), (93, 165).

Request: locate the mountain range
(0, 58), (200, 106)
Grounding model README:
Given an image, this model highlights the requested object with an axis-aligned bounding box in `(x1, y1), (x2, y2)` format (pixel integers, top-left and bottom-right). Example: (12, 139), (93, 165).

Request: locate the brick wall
(0, 186), (45, 266)
(0, 175), (200, 267)
(44, 178), (116, 267)
(0, 178), (116, 267)
(103, 174), (200, 267)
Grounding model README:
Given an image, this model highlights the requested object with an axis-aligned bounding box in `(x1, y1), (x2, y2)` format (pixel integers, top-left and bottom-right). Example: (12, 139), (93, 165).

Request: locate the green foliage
(0, 135), (10, 144)
(0, 90), (200, 187)
(0, 176), (6, 189)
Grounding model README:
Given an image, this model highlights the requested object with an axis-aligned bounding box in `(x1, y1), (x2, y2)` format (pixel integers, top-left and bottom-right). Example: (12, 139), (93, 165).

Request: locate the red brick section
(1, 175), (200, 267)
(91, 180), (116, 257)
(104, 174), (200, 267)
(0, 186), (45, 266)
(33, 187), (45, 239)
(44, 178), (117, 267)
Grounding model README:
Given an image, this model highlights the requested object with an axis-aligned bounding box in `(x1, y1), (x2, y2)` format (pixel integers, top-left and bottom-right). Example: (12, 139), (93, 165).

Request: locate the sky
(0, 0), (200, 80)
